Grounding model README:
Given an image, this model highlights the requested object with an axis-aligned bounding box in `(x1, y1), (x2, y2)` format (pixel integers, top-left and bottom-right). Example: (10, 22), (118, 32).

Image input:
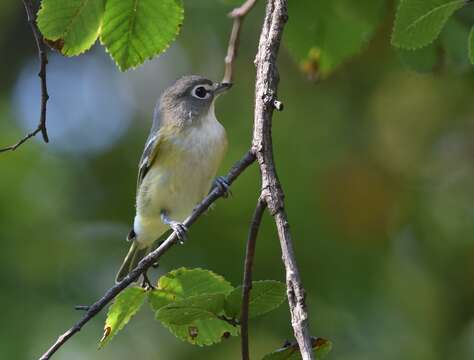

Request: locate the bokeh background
(1, 1), (474, 359)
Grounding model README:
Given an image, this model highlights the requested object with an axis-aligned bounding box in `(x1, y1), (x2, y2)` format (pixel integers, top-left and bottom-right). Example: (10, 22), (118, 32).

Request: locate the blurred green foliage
(1, 0), (474, 359)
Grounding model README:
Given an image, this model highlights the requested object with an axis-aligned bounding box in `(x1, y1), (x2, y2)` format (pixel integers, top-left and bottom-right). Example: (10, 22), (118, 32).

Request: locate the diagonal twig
(38, 151), (256, 360)
(223, 0), (258, 83)
(0, 0), (49, 153)
(240, 196), (267, 360)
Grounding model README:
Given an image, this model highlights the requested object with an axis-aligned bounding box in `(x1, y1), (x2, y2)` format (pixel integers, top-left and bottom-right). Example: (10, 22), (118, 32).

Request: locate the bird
(116, 75), (232, 284)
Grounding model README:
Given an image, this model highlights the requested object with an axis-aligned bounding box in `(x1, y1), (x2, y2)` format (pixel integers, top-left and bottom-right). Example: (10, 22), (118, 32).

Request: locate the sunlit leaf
(100, 286), (146, 347)
(262, 338), (332, 360)
(165, 317), (239, 346)
(156, 294), (225, 325)
(148, 288), (176, 312)
(155, 267), (234, 298)
(147, 268), (238, 346)
(392, 0), (465, 49)
(224, 280), (286, 319)
(285, 0), (386, 77)
(37, 0), (105, 56)
(100, 0), (184, 71)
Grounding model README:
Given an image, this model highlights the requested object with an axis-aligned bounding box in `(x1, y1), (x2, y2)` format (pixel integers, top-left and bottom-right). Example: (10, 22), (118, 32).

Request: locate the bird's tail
(115, 242), (150, 283)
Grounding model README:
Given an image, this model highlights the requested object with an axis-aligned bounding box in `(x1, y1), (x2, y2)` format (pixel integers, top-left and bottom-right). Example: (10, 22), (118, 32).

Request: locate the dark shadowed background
(1, 1), (474, 359)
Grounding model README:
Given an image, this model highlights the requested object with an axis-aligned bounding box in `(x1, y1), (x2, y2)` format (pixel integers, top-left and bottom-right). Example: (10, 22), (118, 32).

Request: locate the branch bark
(240, 197), (266, 360)
(252, 0), (314, 359)
(223, 0), (258, 83)
(0, 0), (49, 153)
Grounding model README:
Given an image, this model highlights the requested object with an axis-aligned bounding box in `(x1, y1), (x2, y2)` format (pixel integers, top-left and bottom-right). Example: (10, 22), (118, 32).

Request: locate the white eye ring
(191, 85), (212, 99)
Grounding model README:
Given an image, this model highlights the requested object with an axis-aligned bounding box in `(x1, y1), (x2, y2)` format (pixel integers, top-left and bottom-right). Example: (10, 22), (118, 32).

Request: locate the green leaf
(285, 0), (386, 77)
(468, 26), (474, 65)
(100, 0), (184, 71)
(397, 43), (439, 73)
(391, 0), (465, 49)
(225, 280), (286, 319)
(37, 0), (105, 56)
(262, 338), (332, 360)
(148, 288), (176, 312)
(155, 267), (234, 298)
(440, 18), (471, 72)
(100, 286), (146, 347)
(147, 268), (238, 346)
(156, 294), (225, 325)
(165, 318), (239, 346)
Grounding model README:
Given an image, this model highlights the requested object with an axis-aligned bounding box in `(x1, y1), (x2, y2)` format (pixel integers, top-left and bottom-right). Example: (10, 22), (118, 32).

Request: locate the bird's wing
(136, 133), (161, 190)
(136, 107), (163, 191)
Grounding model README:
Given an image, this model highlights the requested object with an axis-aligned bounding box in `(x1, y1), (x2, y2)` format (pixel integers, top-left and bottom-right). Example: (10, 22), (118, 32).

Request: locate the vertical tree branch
(0, 0), (49, 153)
(223, 0), (258, 83)
(252, 0), (314, 359)
(240, 197), (267, 360)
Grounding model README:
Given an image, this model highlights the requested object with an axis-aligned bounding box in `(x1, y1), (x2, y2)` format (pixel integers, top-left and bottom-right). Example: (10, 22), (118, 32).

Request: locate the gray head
(157, 75), (232, 127)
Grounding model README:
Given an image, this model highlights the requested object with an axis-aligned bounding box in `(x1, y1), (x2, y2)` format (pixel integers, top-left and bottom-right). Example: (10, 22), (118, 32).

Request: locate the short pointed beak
(214, 82), (233, 95)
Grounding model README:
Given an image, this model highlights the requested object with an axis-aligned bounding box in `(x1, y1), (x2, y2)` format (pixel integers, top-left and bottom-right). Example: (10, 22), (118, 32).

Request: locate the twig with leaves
(0, 0), (49, 153)
(38, 0), (314, 359)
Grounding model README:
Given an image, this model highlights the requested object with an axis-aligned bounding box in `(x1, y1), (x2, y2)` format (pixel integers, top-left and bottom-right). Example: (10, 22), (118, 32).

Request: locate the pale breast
(137, 117), (227, 222)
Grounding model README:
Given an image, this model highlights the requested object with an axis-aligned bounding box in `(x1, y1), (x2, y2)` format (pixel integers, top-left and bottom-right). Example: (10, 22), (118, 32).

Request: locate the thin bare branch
(38, 151), (255, 360)
(252, 0), (314, 359)
(222, 0), (258, 83)
(0, 0), (49, 153)
(240, 197), (267, 360)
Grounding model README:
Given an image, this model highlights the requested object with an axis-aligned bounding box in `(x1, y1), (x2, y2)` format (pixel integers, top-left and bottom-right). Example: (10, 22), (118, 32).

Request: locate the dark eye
(192, 86), (209, 99)
(195, 86), (207, 98)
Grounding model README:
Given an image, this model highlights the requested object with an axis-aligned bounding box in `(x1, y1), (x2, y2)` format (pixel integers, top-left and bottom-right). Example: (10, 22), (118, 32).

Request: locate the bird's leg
(141, 271), (155, 290)
(213, 176), (232, 198)
(161, 210), (188, 244)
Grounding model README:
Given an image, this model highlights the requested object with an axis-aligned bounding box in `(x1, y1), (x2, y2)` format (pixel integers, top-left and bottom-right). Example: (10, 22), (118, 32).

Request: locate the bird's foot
(141, 272), (155, 290)
(214, 176), (232, 198)
(161, 211), (188, 244)
(169, 221), (188, 244)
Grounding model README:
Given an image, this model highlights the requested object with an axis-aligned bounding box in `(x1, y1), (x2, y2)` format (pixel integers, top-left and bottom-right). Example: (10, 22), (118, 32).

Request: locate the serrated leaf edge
(99, 0), (184, 71)
(155, 293), (225, 325)
(391, 0), (465, 50)
(37, 0), (105, 57)
(157, 267), (234, 296)
(99, 287), (146, 348)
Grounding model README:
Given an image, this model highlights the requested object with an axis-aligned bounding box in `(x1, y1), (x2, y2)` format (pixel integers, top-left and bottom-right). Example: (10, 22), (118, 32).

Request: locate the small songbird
(116, 75), (232, 283)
